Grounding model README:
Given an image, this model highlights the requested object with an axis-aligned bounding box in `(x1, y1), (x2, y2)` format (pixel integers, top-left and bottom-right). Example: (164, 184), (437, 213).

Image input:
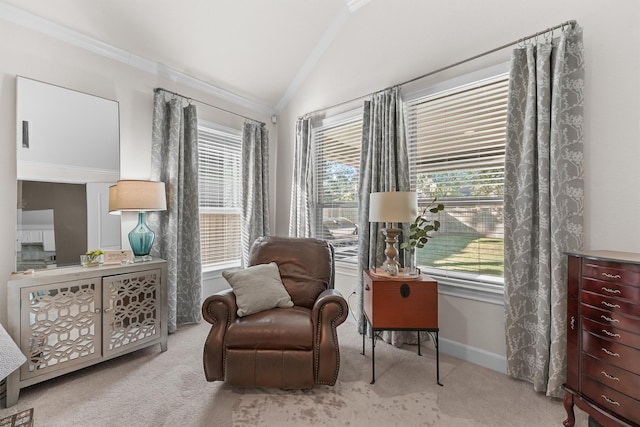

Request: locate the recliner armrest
(201, 289), (238, 381)
(202, 289), (238, 326)
(311, 289), (348, 385)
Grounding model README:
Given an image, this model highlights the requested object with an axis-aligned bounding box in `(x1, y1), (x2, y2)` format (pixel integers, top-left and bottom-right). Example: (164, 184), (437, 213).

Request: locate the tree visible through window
(405, 74), (508, 279)
(312, 112), (362, 262)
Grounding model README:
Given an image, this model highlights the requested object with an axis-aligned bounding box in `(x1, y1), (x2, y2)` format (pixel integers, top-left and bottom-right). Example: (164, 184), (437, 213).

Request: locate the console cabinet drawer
(582, 329), (640, 376)
(583, 261), (640, 287)
(581, 290), (639, 317)
(582, 277), (640, 302)
(581, 304), (640, 336)
(581, 375), (640, 426)
(582, 353), (640, 400)
(582, 316), (640, 349)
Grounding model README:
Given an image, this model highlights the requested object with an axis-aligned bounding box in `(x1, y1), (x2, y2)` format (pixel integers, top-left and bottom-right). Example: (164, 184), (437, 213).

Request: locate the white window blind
(405, 74), (509, 279)
(312, 113), (362, 262)
(198, 125), (242, 270)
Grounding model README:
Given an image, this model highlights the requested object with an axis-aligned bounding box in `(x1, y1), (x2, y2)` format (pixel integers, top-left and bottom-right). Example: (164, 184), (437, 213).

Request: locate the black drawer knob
(400, 283), (411, 298)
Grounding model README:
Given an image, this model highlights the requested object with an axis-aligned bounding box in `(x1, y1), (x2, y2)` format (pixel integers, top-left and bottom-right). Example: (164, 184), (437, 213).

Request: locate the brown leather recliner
(202, 236), (348, 388)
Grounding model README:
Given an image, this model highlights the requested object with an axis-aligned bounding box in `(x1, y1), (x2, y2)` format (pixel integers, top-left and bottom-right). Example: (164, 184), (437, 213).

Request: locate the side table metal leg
(417, 331), (422, 356)
(370, 332), (376, 384)
(435, 331), (442, 386)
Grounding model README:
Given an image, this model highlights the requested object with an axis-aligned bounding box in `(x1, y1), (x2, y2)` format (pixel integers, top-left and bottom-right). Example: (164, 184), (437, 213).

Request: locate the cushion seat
(226, 306), (312, 350)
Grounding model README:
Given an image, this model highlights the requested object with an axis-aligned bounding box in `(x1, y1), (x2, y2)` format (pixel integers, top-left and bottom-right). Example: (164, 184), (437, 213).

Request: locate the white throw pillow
(222, 262), (293, 317)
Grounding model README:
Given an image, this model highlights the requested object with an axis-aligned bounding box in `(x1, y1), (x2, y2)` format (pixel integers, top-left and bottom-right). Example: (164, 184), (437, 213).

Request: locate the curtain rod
(154, 88), (265, 125)
(301, 19), (577, 119)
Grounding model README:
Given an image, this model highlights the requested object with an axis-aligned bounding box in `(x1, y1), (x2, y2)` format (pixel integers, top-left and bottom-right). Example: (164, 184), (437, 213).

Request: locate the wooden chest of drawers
(563, 251), (640, 427)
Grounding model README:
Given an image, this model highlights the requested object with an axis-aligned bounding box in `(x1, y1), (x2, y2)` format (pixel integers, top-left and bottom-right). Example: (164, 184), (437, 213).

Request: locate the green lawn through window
(416, 235), (504, 277)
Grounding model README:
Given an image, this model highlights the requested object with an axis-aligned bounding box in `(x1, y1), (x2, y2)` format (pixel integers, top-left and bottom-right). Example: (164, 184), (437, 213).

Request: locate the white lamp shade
(109, 180), (167, 214)
(369, 191), (418, 223)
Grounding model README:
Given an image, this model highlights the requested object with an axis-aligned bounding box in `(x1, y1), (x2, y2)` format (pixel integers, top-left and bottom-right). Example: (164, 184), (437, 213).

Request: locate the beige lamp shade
(369, 191), (418, 224)
(109, 180), (167, 214)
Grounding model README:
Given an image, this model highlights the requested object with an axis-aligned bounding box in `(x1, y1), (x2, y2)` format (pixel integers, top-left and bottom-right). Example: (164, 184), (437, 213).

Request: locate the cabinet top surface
(364, 269), (436, 283)
(8, 259), (167, 286)
(566, 250), (640, 265)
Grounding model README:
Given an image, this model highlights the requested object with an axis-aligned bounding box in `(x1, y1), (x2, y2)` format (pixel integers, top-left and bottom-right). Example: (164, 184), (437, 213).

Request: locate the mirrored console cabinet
(5, 260), (167, 407)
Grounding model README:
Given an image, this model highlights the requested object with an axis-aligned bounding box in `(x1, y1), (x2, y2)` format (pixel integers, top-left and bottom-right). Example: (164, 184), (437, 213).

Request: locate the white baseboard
(439, 337), (506, 374)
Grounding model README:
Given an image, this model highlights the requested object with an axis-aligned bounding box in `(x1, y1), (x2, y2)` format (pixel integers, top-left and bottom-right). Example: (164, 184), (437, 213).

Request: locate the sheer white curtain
(503, 25), (584, 397)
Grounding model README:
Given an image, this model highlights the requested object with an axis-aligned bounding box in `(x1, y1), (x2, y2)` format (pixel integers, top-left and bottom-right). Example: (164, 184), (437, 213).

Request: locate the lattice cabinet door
(102, 269), (162, 356)
(19, 278), (102, 380)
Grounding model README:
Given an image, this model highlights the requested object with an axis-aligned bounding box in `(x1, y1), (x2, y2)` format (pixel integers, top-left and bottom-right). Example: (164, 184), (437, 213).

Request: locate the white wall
(276, 0), (640, 369)
(0, 18), (276, 324)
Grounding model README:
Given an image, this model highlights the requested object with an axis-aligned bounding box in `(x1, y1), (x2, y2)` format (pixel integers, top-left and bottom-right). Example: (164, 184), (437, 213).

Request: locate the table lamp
(109, 180), (167, 260)
(369, 191), (418, 275)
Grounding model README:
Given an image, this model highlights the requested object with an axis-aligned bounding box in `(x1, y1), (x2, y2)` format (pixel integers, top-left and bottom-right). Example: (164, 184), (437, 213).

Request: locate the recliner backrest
(248, 236), (333, 309)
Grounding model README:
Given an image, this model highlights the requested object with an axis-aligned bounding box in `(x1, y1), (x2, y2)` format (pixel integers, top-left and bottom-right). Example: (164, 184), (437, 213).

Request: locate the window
(198, 124), (242, 270)
(311, 111), (362, 262)
(405, 71), (509, 282)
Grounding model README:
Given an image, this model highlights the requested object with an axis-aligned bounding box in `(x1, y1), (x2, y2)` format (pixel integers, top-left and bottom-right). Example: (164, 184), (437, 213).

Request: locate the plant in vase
(400, 199), (445, 275)
(81, 249), (104, 267)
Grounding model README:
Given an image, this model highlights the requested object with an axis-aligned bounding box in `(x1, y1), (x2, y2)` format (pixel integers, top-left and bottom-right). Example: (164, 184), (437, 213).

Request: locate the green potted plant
(81, 249), (104, 267)
(400, 199), (444, 274)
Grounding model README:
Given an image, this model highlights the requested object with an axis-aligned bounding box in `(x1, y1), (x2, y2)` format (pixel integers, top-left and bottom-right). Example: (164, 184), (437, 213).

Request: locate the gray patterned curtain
(241, 120), (270, 266)
(504, 25), (584, 398)
(150, 90), (202, 333)
(288, 117), (314, 238)
(357, 87), (415, 345)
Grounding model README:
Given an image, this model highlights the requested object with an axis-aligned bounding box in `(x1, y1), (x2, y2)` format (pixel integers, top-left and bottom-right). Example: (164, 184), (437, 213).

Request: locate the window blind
(198, 125), (242, 269)
(405, 75), (509, 278)
(312, 114), (362, 262)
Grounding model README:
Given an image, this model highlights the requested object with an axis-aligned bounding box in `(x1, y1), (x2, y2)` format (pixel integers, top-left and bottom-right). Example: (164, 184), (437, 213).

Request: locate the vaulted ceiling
(1, 0), (370, 112)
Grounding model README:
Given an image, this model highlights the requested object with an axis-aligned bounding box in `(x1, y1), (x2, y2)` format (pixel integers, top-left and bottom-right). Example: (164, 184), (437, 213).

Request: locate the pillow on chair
(222, 262), (293, 317)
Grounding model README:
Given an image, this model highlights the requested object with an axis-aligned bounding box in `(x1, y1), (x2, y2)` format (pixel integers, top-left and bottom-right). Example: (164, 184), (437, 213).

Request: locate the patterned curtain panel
(288, 117), (313, 238)
(150, 90), (203, 333)
(357, 87), (415, 345)
(504, 26), (584, 397)
(241, 121), (270, 267)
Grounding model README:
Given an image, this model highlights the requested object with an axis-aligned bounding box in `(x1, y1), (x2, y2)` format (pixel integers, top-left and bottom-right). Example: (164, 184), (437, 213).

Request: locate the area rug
(232, 382), (481, 427)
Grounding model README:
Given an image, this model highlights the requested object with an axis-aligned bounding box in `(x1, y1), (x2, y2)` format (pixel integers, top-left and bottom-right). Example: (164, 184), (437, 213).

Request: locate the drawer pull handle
(601, 348), (620, 357)
(601, 273), (622, 280)
(601, 287), (621, 294)
(600, 315), (619, 323)
(600, 371), (620, 381)
(570, 316), (575, 330)
(602, 329), (621, 338)
(601, 395), (620, 406)
(601, 301), (621, 309)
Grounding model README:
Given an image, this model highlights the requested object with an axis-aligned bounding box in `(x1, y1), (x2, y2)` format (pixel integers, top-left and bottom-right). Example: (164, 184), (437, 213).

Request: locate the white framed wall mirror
(15, 76), (121, 271)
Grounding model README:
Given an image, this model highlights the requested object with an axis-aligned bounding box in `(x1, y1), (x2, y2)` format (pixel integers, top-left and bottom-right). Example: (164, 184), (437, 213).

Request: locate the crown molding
(0, 1), (276, 116)
(345, 0), (371, 13)
(275, 6), (351, 113)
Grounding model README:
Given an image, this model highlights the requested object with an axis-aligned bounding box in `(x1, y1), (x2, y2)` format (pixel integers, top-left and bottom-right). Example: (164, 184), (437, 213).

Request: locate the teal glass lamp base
(128, 212), (155, 257)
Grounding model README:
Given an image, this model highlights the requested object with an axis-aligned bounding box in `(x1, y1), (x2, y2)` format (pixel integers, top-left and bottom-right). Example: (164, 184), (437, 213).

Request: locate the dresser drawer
(582, 277), (640, 301)
(582, 330), (640, 375)
(582, 316), (640, 349)
(583, 261), (640, 287)
(582, 290), (640, 317)
(582, 353), (640, 401)
(581, 375), (640, 426)
(581, 304), (640, 336)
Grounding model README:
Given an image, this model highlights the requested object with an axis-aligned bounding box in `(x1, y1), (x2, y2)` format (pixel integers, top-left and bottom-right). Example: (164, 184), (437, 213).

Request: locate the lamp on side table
(369, 191), (417, 276)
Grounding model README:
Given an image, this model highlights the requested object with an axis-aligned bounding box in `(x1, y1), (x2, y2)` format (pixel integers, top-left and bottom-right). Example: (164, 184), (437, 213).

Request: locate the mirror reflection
(15, 77), (121, 272)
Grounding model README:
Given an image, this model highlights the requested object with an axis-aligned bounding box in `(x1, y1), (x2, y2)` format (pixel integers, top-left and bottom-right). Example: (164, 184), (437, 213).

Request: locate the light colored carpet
(1, 320), (588, 426)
